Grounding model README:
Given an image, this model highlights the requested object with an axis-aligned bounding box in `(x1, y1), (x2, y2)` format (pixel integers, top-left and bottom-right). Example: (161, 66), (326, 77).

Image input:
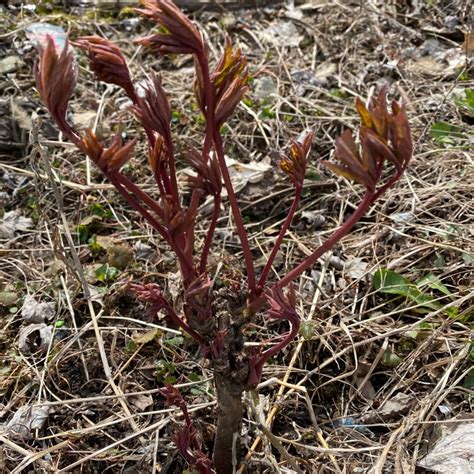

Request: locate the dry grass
(0, 0), (472, 472)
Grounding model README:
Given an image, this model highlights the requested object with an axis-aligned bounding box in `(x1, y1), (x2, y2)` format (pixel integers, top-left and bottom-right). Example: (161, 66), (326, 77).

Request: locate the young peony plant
(35, 1), (412, 472)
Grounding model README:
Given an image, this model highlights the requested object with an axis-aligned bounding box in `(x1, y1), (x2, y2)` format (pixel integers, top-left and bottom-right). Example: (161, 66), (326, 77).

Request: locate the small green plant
(373, 268), (461, 318)
(454, 88), (474, 115)
(430, 121), (467, 145)
(94, 263), (119, 283)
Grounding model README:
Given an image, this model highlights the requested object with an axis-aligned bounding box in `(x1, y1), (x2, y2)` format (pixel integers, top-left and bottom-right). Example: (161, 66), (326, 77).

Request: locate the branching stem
(248, 189), (375, 314)
(159, 295), (206, 345)
(114, 173), (165, 220)
(196, 51), (257, 300)
(110, 173), (194, 277)
(213, 132), (257, 300)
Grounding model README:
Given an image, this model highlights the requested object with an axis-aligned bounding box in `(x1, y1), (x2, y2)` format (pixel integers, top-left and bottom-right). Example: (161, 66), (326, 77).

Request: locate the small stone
(0, 56), (25, 75)
(0, 291), (17, 307)
(254, 76), (277, 101)
(221, 13), (237, 29)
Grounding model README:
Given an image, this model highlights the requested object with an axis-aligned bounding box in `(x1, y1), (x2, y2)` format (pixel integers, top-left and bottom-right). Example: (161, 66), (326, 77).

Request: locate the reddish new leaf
(73, 36), (135, 100)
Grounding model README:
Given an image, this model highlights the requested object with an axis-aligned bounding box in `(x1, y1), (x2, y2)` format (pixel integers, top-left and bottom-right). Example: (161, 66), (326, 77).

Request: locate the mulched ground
(0, 0), (472, 472)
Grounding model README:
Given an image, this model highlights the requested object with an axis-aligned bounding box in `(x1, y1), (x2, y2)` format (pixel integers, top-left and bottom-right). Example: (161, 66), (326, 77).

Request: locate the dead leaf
(96, 236), (133, 270)
(300, 0), (329, 11)
(254, 76), (277, 101)
(0, 56), (25, 75)
(79, 214), (102, 227)
(11, 99), (32, 130)
(344, 257), (369, 280)
(182, 156), (272, 195)
(0, 291), (18, 307)
(390, 211), (416, 224)
(134, 241), (155, 260)
(6, 404), (49, 438)
(44, 259), (66, 278)
(315, 61), (337, 79)
(21, 296), (56, 323)
(406, 57), (446, 76)
(129, 393), (153, 412)
(0, 211), (33, 239)
(18, 324), (53, 355)
(462, 32), (474, 55)
(328, 256), (345, 271)
(361, 393), (413, 424)
(74, 110), (97, 130)
(259, 21), (303, 48)
(351, 362), (376, 400)
(225, 156), (272, 193)
(133, 328), (161, 344)
(296, 211), (325, 230)
(88, 285), (105, 306)
(418, 421), (474, 473)
(0, 191), (10, 208)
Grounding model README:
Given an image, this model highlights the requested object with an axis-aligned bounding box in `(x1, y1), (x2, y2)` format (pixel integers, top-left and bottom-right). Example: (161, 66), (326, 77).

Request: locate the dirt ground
(0, 0), (473, 472)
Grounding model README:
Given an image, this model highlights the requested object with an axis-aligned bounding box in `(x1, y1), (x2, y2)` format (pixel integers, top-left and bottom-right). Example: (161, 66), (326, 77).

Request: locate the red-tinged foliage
(247, 285), (301, 387)
(34, 1), (413, 471)
(35, 36), (78, 142)
(211, 37), (248, 101)
(183, 148), (222, 196)
(135, 0), (204, 55)
(160, 384), (213, 474)
(72, 36), (136, 100)
(279, 131), (314, 188)
(214, 77), (249, 128)
(147, 134), (166, 175)
(184, 273), (213, 328)
(323, 89), (413, 194)
(132, 74), (171, 141)
(161, 196), (189, 238)
(131, 282), (206, 344)
(80, 128), (137, 174)
(210, 37), (249, 122)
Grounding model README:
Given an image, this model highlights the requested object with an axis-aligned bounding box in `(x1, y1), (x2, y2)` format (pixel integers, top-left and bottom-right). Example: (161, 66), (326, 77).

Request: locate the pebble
(0, 56), (25, 75)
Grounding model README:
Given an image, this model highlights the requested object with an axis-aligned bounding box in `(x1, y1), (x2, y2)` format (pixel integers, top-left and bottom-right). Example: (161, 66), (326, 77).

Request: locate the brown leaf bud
(35, 36), (78, 141)
(136, 0), (203, 55)
(324, 90), (412, 192)
(132, 74), (171, 139)
(73, 36), (135, 100)
(80, 128), (136, 174)
(279, 131), (313, 187)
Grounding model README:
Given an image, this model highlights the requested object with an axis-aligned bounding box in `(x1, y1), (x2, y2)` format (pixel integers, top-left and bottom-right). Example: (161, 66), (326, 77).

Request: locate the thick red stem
(159, 295), (205, 345)
(195, 50), (256, 296)
(247, 319), (300, 388)
(164, 137), (180, 205)
(183, 190), (201, 261)
(110, 173), (194, 277)
(108, 173), (170, 241)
